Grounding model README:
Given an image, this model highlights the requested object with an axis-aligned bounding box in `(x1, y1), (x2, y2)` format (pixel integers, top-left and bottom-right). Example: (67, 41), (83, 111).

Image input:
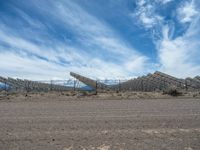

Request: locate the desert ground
(0, 91), (200, 150)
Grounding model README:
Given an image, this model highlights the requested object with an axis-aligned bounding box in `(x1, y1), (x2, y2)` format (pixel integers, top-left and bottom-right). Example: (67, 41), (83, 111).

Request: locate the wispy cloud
(132, 0), (163, 29)
(160, 0), (174, 5)
(177, 0), (198, 23)
(158, 0), (200, 77)
(0, 0), (151, 79)
(0, 0), (199, 80)
(132, 0), (200, 77)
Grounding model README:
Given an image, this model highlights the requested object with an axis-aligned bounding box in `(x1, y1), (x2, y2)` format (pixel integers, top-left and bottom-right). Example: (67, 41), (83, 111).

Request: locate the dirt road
(0, 98), (200, 150)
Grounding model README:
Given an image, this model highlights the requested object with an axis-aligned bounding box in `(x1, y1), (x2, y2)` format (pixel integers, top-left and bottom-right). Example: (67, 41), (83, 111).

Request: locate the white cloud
(137, 0), (146, 6)
(133, 0), (200, 78)
(47, 0), (142, 58)
(177, 0), (198, 23)
(0, 51), (67, 80)
(158, 17), (200, 78)
(160, 0), (173, 4)
(157, 0), (200, 78)
(124, 56), (149, 72)
(0, 0), (151, 80)
(0, 49), (133, 80)
(133, 1), (163, 29)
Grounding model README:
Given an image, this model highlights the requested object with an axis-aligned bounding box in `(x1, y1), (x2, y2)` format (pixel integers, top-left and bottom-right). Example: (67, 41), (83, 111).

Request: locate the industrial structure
(70, 71), (200, 92)
(0, 76), (72, 92)
(0, 71), (200, 92)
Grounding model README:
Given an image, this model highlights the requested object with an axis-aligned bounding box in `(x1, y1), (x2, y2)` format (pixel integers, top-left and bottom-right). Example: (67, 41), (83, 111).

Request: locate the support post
(185, 80), (188, 91)
(50, 80), (53, 91)
(5, 81), (7, 92)
(141, 79), (144, 92)
(118, 79), (121, 92)
(95, 80), (98, 95)
(73, 79), (76, 91)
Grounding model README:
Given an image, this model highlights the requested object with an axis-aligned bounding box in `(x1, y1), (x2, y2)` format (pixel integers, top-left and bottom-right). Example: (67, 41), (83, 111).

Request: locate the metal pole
(185, 80), (188, 91)
(29, 81), (31, 92)
(95, 80), (97, 94)
(5, 81), (7, 92)
(141, 79), (144, 92)
(119, 79), (121, 92)
(73, 79), (76, 91)
(50, 80), (53, 91)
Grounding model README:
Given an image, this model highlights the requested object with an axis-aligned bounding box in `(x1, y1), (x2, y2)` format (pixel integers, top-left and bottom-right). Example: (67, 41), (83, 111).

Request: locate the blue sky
(0, 0), (200, 80)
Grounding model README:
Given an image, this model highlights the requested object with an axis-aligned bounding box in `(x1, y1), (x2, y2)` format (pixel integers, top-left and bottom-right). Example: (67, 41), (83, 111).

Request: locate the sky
(0, 0), (200, 80)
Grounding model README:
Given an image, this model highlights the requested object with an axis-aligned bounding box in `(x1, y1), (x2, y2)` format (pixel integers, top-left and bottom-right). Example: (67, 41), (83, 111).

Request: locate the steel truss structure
(70, 71), (200, 92)
(1, 71), (199, 92)
(0, 76), (72, 92)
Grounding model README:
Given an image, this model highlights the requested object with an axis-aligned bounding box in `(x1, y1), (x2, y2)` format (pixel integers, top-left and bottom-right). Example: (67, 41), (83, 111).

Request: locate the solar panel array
(1, 71), (199, 92)
(70, 72), (108, 90)
(0, 76), (71, 92)
(70, 71), (200, 92)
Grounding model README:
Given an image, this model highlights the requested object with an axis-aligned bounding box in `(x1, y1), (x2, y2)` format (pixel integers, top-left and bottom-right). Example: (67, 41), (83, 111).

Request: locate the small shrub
(193, 94), (197, 98)
(117, 93), (122, 96)
(77, 91), (88, 97)
(163, 88), (182, 96)
(81, 91), (88, 96)
(65, 93), (70, 96)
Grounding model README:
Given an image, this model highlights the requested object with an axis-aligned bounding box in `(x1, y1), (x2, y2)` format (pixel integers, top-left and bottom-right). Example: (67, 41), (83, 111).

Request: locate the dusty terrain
(0, 92), (200, 150)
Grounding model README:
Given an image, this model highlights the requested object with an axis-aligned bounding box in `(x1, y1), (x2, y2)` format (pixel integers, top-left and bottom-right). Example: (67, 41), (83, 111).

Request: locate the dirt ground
(0, 92), (200, 150)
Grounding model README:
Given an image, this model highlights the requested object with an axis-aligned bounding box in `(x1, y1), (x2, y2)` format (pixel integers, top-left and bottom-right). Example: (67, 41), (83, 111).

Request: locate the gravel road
(0, 98), (200, 150)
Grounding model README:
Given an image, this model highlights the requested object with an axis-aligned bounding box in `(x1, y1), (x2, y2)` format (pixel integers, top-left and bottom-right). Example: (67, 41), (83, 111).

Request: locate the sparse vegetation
(163, 88), (182, 96)
(193, 94), (197, 98)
